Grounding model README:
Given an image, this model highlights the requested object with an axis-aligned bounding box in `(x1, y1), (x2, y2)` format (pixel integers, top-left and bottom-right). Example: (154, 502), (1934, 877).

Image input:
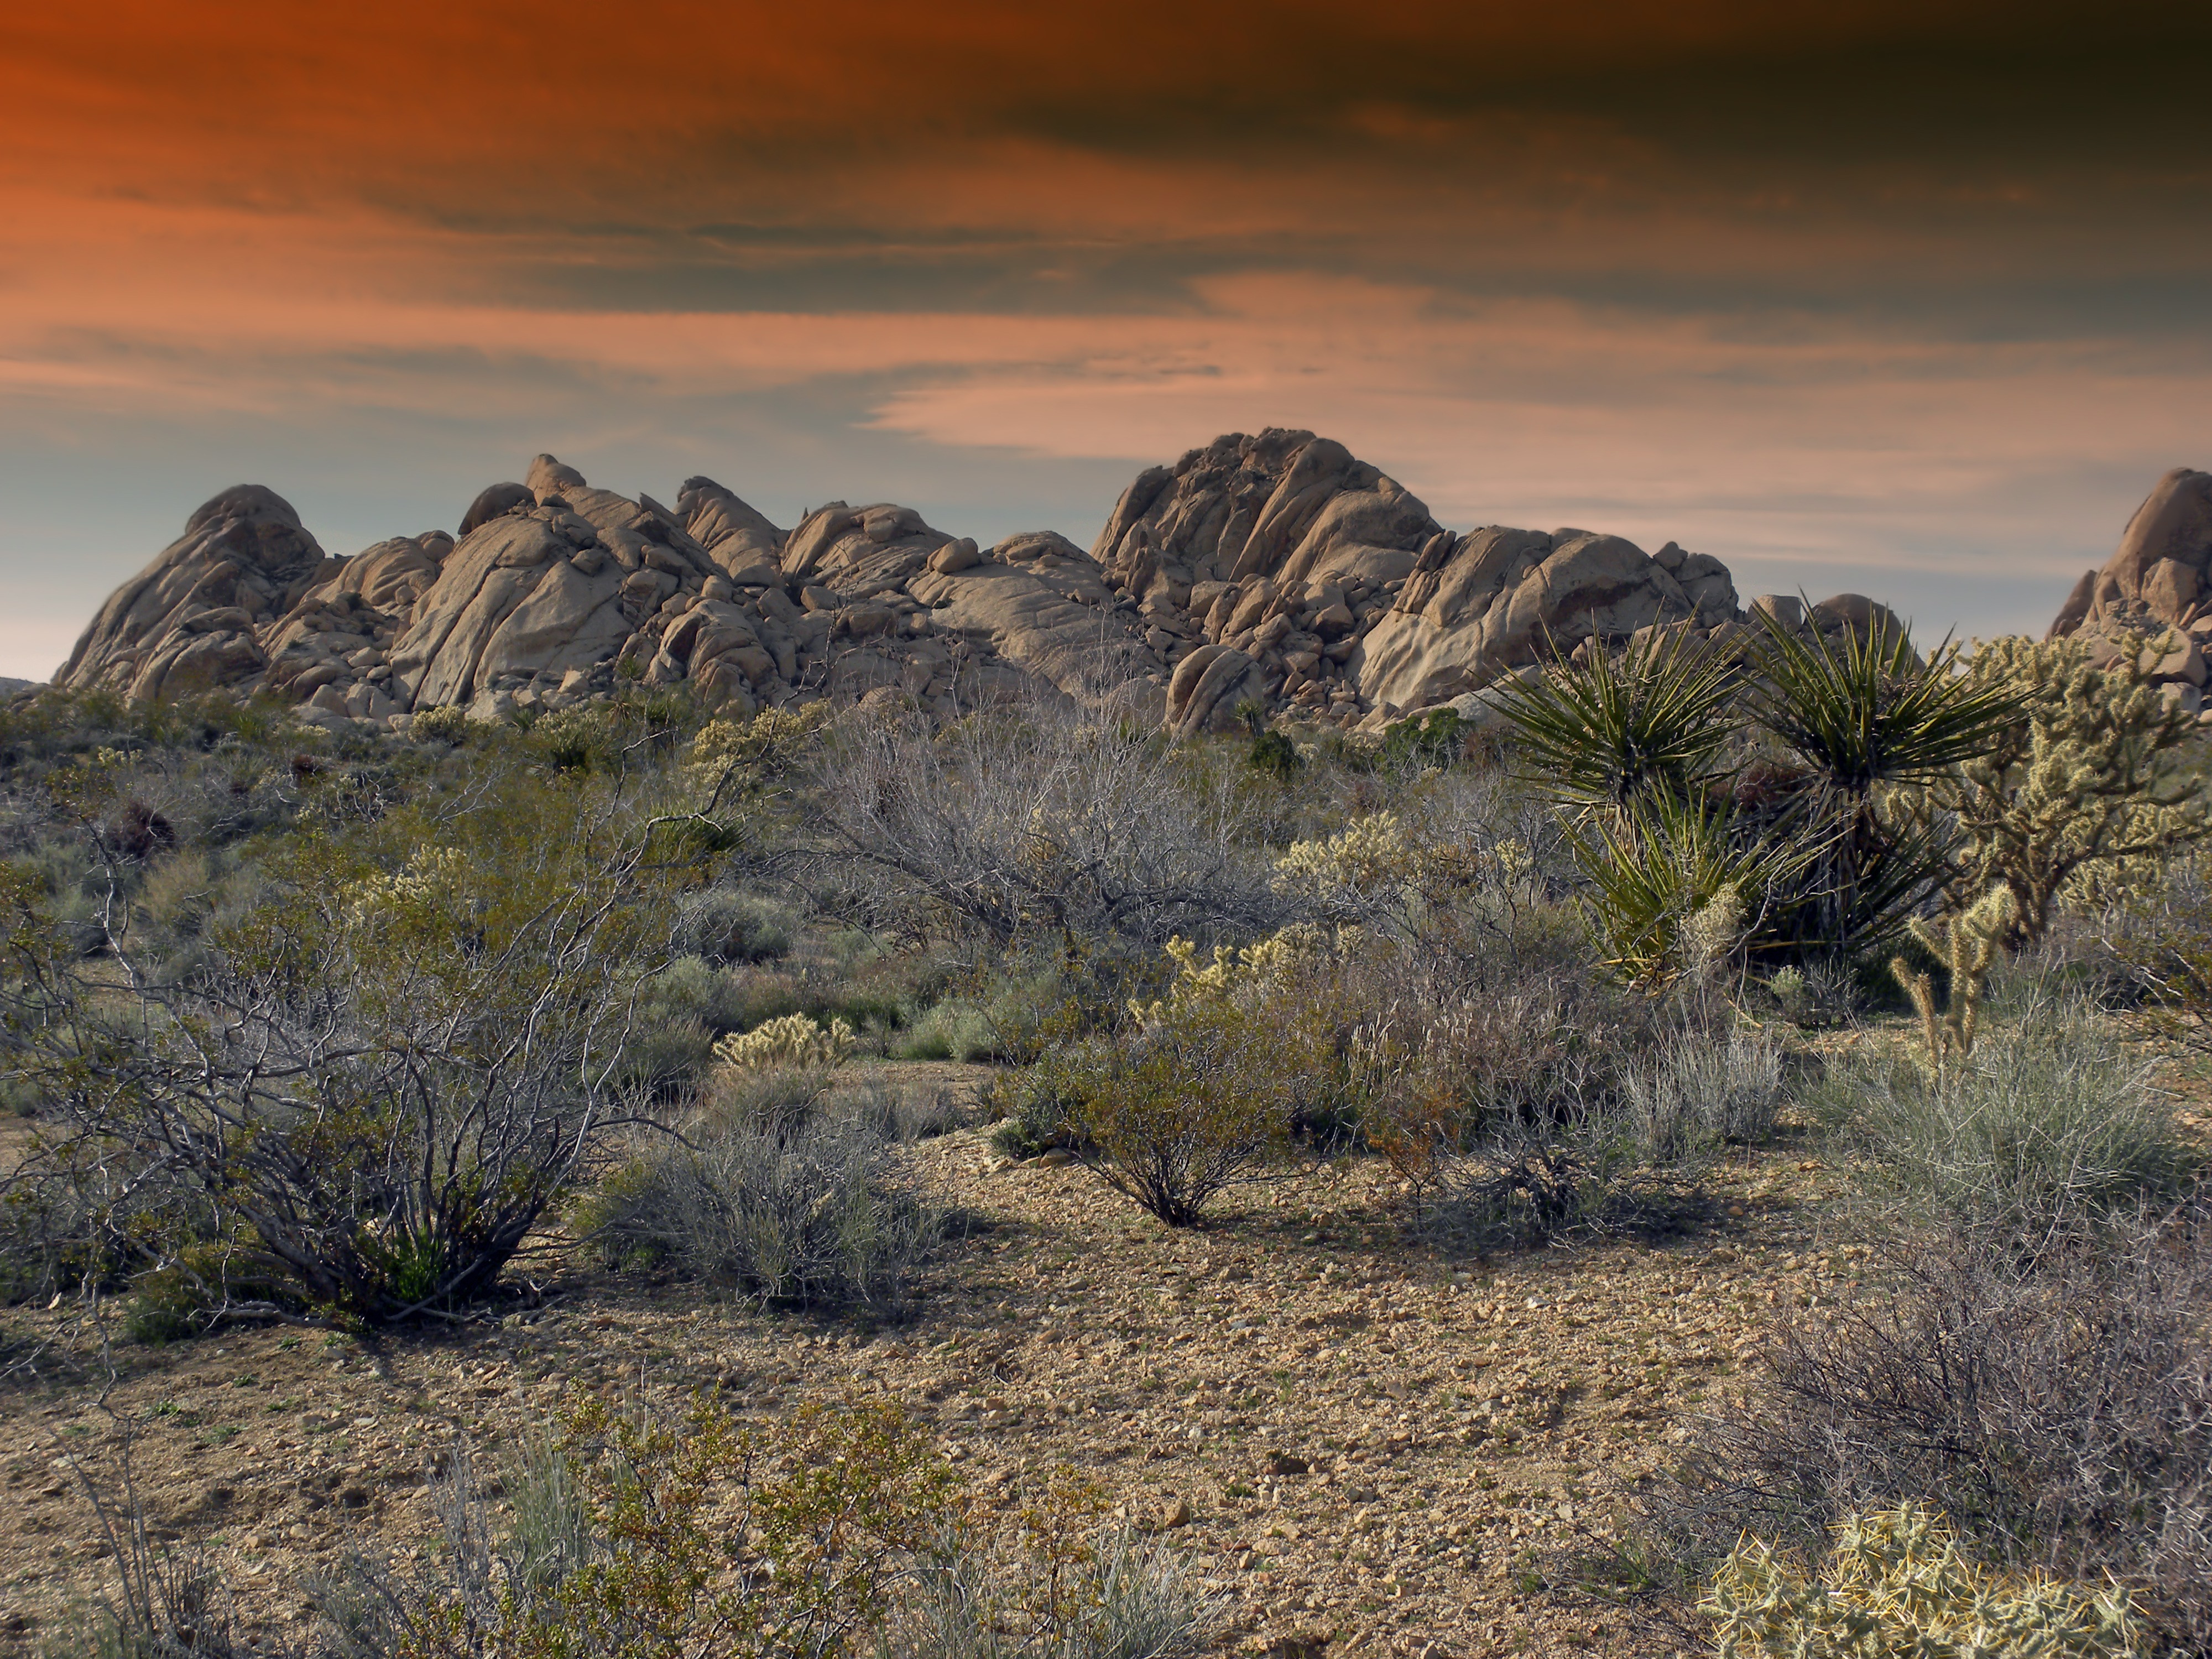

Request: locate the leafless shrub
(1651, 1206), (2212, 1652)
(584, 1093), (935, 1307)
(802, 697), (1287, 947)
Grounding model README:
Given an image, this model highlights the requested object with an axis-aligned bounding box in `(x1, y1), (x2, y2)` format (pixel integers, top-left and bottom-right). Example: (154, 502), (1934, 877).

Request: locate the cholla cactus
(1892, 885), (2017, 1074)
(343, 845), (472, 928)
(1927, 634), (2209, 942)
(1127, 925), (1344, 1025)
(712, 1013), (855, 1071)
(1705, 1503), (2143, 1659)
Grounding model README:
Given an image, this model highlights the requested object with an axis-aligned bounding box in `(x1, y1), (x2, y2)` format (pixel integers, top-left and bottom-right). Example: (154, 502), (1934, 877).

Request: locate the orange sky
(2, 1), (2209, 673)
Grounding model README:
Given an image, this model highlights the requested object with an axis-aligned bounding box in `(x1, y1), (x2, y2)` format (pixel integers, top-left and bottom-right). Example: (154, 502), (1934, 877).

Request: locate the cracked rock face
(51, 431), (1931, 737)
(2052, 467), (2212, 641)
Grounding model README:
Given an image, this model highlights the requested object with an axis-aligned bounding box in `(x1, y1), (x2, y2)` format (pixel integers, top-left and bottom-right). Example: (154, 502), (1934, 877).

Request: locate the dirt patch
(0, 1078), (1866, 1658)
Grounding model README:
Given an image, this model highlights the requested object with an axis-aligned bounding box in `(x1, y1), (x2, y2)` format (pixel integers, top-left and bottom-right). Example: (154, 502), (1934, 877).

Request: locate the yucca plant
(1567, 791), (1809, 988)
(1749, 611), (2026, 958)
(1489, 625), (1740, 813)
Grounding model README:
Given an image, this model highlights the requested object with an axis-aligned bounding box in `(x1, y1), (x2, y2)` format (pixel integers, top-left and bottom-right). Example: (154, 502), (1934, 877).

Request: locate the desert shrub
(0, 761), (697, 1327)
(1704, 1503), (2144, 1659)
(312, 1397), (961, 1659)
(42, 1535), (248, 1659)
(713, 1011), (857, 1071)
(1621, 1023), (1784, 1156)
(1246, 727), (1303, 779)
(804, 696), (1286, 947)
(885, 1521), (1222, 1659)
(1659, 1208), (2212, 1651)
(1812, 1000), (2194, 1233)
(582, 1099), (931, 1306)
(1918, 632), (2209, 943)
(1374, 706), (1477, 773)
(895, 997), (998, 1063)
(675, 887), (795, 965)
(2104, 854), (2212, 1050)
(1366, 975), (1703, 1243)
(1035, 931), (1355, 1224)
(308, 1401), (1213, 1659)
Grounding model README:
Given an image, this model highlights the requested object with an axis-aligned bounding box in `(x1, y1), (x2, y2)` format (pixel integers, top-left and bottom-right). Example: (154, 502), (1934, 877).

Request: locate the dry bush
(1656, 1207), (2212, 1652)
(802, 697), (1286, 947)
(581, 1076), (935, 1307)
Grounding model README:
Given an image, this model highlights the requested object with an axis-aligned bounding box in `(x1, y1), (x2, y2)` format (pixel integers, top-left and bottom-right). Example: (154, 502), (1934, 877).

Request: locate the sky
(2, 2), (2209, 679)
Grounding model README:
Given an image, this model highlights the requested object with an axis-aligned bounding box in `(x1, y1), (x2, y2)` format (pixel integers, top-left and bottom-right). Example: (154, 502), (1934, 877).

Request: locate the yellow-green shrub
(1705, 1504), (2144, 1659)
(711, 1012), (855, 1070)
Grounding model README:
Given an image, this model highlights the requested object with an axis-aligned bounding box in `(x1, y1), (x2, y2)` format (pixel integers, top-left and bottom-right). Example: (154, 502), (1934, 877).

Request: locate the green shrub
(1246, 728), (1303, 779)
(1375, 707), (1475, 773)
(1813, 1000), (2194, 1231)
(895, 998), (997, 1063)
(675, 888), (794, 966)
(2, 762), (698, 1327)
(1705, 1503), (2144, 1659)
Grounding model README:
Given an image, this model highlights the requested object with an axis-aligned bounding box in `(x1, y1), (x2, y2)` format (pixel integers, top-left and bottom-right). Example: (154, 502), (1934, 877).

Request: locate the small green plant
(1705, 1503), (2144, 1659)
(1245, 727), (1303, 779)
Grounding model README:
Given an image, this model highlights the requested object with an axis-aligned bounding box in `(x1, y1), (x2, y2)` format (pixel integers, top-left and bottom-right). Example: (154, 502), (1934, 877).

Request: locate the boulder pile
(2049, 467), (2212, 719)
(53, 430), (1905, 737)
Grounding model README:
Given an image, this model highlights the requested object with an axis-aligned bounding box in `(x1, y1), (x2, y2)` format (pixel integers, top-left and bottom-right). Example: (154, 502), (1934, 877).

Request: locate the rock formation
(2048, 467), (2212, 718)
(53, 429), (1901, 738)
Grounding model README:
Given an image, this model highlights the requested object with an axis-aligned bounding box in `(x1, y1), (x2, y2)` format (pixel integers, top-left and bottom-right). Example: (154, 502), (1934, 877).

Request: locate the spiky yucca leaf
(1489, 626), (1740, 812)
(1750, 611), (2024, 797)
(1568, 791), (1810, 988)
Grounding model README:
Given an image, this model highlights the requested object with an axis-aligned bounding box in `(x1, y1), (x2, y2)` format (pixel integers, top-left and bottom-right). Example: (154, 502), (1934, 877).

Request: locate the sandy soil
(0, 1065), (1874, 1658)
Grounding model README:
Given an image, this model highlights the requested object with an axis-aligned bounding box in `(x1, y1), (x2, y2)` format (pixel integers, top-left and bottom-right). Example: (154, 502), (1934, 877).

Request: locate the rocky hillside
(55, 430), (1892, 735)
(2049, 466), (2212, 717)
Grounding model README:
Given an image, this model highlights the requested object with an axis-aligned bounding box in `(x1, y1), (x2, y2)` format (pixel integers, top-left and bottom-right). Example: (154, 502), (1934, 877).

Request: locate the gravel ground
(1, 1067), (1874, 1659)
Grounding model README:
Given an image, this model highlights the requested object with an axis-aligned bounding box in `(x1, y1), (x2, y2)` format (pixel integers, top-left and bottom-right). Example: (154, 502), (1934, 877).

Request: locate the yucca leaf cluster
(1491, 614), (2026, 983)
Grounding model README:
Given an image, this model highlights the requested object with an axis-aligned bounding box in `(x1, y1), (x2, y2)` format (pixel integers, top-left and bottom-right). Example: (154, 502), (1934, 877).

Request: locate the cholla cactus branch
(1918, 632), (2210, 942)
(1704, 1502), (2145, 1659)
(1892, 886), (2016, 1075)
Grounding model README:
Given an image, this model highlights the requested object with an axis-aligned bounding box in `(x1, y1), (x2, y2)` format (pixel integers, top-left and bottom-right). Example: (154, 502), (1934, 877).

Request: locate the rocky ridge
(2049, 466), (2212, 718)
(55, 431), (1896, 735)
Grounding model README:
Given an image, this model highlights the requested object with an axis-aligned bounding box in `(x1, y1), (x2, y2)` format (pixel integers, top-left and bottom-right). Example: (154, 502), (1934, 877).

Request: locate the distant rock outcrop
(2048, 467), (2212, 718)
(53, 428), (1910, 737)
(58, 485), (327, 703)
